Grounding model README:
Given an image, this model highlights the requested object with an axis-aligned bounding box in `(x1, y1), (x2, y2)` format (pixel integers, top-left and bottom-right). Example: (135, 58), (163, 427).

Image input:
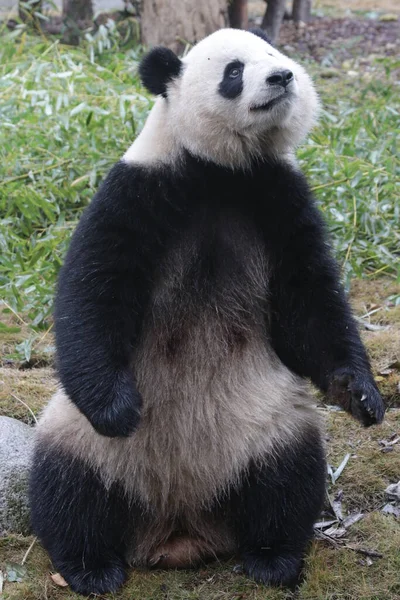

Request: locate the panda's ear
(139, 47), (182, 97)
(248, 28), (274, 46)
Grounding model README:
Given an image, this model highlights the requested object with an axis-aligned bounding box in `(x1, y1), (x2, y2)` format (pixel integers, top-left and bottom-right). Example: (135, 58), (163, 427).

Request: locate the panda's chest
(148, 211), (268, 342)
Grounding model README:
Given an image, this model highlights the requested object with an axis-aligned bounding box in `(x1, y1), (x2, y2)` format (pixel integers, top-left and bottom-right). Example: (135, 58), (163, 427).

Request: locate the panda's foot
(57, 557), (127, 596)
(241, 551), (302, 588)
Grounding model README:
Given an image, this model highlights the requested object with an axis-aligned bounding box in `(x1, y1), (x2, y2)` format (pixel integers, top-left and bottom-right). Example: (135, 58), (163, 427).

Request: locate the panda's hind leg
(232, 426), (326, 588)
(29, 441), (136, 596)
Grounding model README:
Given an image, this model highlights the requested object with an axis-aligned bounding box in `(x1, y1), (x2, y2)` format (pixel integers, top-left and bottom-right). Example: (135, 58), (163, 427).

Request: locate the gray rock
(0, 416), (35, 535)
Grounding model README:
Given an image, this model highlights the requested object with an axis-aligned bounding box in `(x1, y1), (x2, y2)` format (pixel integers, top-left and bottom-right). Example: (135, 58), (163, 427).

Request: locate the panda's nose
(266, 69), (294, 87)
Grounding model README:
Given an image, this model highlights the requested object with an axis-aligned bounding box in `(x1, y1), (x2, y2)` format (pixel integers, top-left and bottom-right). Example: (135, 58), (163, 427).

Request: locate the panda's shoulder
(76, 160), (172, 231)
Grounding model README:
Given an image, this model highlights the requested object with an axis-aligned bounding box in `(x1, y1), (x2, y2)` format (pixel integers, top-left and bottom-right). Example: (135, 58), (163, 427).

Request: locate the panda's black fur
(29, 29), (384, 596)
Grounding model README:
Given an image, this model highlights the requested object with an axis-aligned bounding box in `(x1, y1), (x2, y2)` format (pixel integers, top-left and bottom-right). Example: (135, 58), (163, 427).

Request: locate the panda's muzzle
(266, 69), (294, 88)
(251, 70), (294, 112)
(250, 93), (289, 112)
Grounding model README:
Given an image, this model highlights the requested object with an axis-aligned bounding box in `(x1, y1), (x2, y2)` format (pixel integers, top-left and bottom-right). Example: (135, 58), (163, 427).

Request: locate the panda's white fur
(124, 28), (319, 169)
(37, 232), (318, 564)
(36, 30), (321, 537)
(30, 25), (384, 596)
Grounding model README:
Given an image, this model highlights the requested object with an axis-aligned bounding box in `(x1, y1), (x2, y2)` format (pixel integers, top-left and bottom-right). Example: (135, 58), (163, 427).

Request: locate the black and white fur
(30, 28), (384, 596)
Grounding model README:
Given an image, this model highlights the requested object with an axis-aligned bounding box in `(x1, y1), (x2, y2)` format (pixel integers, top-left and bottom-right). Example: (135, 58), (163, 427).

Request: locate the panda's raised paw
(329, 370), (385, 427)
(89, 373), (143, 438)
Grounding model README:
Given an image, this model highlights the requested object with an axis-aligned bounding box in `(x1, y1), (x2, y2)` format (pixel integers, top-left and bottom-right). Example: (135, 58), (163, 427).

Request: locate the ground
(0, 0), (399, 598)
(1, 281), (399, 600)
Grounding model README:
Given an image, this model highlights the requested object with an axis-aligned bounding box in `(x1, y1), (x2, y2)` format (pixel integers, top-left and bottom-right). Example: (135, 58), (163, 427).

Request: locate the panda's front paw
(90, 372), (142, 438)
(329, 369), (385, 427)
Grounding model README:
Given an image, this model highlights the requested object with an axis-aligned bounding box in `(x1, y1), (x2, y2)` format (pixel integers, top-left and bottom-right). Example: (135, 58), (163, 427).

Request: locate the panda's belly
(38, 324), (316, 519)
(38, 223), (318, 516)
(132, 319), (316, 513)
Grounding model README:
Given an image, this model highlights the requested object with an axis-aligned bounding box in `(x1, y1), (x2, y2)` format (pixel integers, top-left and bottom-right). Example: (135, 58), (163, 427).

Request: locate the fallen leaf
(324, 526), (347, 538)
(354, 317), (389, 331)
(329, 454), (351, 484)
(378, 368), (393, 376)
(332, 491), (344, 521)
(385, 481), (400, 501)
(343, 512), (363, 529)
(5, 563), (27, 583)
(379, 437), (399, 450)
(232, 564), (244, 574)
(381, 503), (400, 517)
(50, 573), (68, 588)
(314, 519), (338, 530)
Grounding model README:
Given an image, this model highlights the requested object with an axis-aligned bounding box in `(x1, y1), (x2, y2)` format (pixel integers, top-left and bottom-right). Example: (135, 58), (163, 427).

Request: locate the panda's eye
(229, 68), (241, 79)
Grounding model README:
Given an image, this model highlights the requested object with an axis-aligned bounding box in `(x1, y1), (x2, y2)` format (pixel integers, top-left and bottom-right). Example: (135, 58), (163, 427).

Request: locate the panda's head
(130, 28), (319, 169)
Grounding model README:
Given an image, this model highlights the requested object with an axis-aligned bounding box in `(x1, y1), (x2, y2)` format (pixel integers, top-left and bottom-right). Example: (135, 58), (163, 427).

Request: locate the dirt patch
(277, 17), (399, 63)
(249, 1), (399, 65)
(315, 0), (400, 13)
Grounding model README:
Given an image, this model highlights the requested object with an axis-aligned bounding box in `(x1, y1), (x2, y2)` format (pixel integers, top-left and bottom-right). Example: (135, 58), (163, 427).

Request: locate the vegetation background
(0, 0), (399, 598)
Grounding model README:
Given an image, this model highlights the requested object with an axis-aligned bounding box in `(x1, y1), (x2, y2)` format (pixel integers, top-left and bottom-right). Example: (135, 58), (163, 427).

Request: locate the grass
(1, 404), (399, 599)
(0, 24), (399, 360)
(0, 22), (150, 353)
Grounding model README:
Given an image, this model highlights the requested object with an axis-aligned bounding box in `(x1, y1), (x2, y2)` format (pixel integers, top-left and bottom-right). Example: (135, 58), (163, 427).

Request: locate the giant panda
(29, 28), (385, 596)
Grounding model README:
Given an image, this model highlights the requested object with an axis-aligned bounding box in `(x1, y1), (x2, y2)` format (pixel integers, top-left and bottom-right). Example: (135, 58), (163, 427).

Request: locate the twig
(11, 393), (38, 424)
(360, 306), (383, 320)
(314, 528), (341, 548)
(315, 530), (383, 560)
(33, 322), (54, 351)
(366, 264), (391, 277)
(21, 537), (37, 565)
(311, 177), (349, 191)
(345, 545), (383, 559)
(0, 300), (27, 326)
(1, 159), (72, 186)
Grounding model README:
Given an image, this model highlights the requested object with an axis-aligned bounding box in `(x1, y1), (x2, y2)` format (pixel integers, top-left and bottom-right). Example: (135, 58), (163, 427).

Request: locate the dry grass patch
(0, 280), (399, 599)
(1, 411), (399, 600)
(0, 367), (56, 425)
(349, 278), (400, 408)
(326, 409), (400, 512)
(303, 512), (400, 600)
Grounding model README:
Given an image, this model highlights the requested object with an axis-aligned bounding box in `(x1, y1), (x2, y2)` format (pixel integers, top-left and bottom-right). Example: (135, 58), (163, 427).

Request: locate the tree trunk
(62, 0), (93, 45)
(228, 0), (248, 29)
(62, 0), (93, 23)
(261, 0), (286, 44)
(141, 0), (229, 54)
(292, 0), (311, 22)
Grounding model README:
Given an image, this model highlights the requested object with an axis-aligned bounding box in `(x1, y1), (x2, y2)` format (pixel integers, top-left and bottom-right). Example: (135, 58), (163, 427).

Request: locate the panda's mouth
(250, 94), (287, 112)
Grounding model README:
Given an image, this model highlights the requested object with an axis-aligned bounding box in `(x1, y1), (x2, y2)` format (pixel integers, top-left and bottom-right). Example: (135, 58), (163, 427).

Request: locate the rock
(0, 416), (35, 535)
(385, 481), (400, 502)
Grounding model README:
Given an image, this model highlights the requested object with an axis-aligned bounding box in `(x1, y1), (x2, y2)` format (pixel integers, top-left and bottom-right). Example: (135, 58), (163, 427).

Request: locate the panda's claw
(329, 370), (385, 427)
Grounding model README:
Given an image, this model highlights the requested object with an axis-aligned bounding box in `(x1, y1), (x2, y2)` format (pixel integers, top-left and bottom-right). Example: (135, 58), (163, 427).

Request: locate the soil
(276, 17), (399, 63)
(248, 0), (399, 64)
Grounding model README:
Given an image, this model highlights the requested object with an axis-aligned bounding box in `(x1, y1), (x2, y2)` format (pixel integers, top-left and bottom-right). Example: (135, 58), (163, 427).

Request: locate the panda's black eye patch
(219, 60), (244, 100)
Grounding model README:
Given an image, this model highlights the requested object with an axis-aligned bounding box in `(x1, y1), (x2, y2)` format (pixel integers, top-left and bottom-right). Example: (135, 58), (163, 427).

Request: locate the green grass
(0, 26), (399, 356)
(0, 24), (151, 350)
